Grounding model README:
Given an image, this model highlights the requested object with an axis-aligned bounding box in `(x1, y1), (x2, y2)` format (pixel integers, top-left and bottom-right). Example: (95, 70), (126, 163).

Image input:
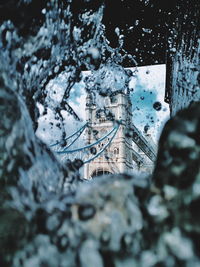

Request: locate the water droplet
(78, 204), (96, 221)
(90, 147), (97, 155)
(153, 101), (162, 111)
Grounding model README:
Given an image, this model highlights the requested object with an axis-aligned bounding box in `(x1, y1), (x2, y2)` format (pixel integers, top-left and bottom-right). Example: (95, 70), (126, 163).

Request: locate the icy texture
(166, 0), (200, 116)
(0, 1), (200, 267)
(0, 0), (105, 134)
(2, 108), (200, 266)
(0, 81), (65, 200)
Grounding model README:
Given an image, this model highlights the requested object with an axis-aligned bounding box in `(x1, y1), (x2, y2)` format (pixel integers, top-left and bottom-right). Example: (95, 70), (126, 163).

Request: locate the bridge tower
(84, 92), (134, 179)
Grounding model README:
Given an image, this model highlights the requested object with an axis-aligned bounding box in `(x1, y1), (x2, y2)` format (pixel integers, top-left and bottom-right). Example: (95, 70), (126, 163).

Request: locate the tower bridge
(84, 91), (156, 178)
(51, 91), (157, 179)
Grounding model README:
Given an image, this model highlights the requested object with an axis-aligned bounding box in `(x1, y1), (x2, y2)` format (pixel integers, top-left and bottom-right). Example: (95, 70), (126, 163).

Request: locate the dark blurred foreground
(1, 80), (200, 266)
(0, 0), (199, 266)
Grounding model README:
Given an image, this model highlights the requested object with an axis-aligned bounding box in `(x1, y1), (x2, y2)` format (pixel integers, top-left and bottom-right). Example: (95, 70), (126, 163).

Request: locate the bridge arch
(91, 168), (112, 178)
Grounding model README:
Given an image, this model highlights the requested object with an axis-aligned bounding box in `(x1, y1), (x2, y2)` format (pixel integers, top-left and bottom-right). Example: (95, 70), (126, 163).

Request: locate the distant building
(84, 92), (156, 179)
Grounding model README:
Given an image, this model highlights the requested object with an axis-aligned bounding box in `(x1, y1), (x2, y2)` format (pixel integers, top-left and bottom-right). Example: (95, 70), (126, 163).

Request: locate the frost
(142, 28), (152, 34)
(135, 20), (139, 26)
(87, 47), (100, 60)
(115, 27), (120, 36)
(0, 1), (199, 266)
(163, 228), (194, 260)
(147, 195), (169, 222)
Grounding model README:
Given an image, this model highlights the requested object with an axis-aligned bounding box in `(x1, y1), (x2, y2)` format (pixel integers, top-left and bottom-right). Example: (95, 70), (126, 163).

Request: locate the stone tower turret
(84, 92), (134, 178)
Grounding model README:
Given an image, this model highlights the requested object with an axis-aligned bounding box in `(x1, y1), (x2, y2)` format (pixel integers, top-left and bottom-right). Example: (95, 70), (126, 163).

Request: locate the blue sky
(129, 64), (169, 140)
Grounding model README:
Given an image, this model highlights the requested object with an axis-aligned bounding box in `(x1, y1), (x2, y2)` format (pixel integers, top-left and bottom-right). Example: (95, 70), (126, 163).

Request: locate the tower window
(99, 118), (106, 123)
(113, 147), (119, 155)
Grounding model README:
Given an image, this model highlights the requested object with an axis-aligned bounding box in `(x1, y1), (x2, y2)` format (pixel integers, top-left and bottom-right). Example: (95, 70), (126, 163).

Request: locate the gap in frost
(36, 64), (169, 178)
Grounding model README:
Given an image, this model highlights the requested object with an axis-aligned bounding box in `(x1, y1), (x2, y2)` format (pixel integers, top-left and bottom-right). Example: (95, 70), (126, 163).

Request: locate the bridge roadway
(129, 124), (157, 162)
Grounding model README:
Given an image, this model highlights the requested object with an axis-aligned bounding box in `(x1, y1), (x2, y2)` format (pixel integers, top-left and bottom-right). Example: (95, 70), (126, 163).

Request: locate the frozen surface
(0, 1), (199, 266)
(36, 64), (169, 146)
